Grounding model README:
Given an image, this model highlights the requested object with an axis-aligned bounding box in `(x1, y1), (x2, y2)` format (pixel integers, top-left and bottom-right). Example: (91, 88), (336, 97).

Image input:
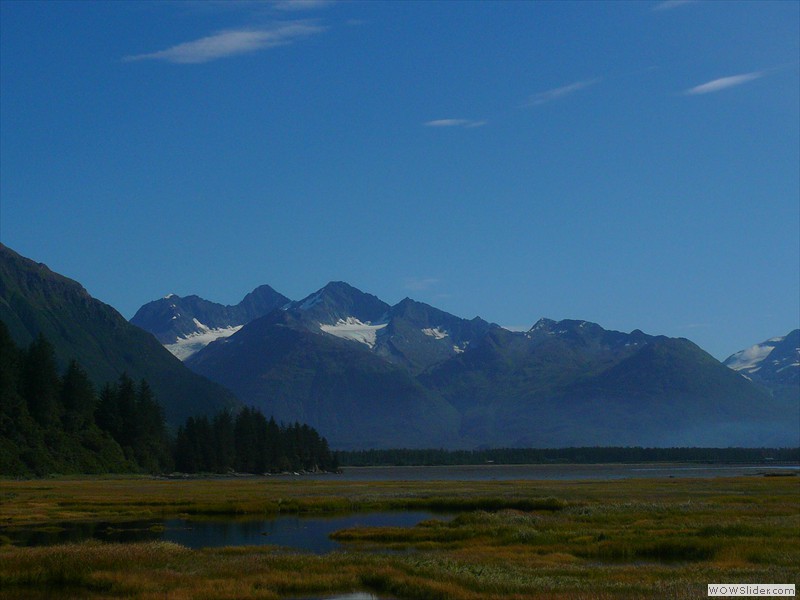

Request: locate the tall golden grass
(1, 475), (798, 599)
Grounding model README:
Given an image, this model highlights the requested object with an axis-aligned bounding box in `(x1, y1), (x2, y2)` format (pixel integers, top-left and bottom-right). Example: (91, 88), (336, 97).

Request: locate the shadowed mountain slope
(0, 244), (238, 426)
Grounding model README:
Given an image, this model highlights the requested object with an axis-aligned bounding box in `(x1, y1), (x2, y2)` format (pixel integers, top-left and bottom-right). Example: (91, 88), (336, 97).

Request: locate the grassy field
(1, 474), (798, 599)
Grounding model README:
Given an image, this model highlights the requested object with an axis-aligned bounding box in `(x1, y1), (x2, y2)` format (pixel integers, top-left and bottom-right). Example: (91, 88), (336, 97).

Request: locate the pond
(4, 510), (448, 553)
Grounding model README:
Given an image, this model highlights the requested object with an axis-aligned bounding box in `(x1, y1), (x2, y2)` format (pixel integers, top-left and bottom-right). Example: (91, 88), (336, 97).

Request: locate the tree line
(0, 323), (337, 476)
(174, 409), (338, 474)
(338, 446), (799, 467)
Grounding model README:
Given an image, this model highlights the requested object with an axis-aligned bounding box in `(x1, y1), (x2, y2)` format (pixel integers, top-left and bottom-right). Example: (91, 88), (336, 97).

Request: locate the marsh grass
(1, 475), (798, 599)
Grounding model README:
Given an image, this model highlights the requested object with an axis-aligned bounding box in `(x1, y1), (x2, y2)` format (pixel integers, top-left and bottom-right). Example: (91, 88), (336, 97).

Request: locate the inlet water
(5, 511), (447, 553)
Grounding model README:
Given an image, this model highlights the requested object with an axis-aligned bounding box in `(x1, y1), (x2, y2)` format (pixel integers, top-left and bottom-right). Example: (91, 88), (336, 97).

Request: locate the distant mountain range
(3, 242), (796, 451)
(134, 280), (799, 450)
(130, 286), (289, 360)
(0, 244), (238, 426)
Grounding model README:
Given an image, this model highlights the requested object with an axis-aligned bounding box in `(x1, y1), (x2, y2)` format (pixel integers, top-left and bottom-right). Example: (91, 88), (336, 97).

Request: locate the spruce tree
(20, 333), (61, 428)
(60, 360), (96, 432)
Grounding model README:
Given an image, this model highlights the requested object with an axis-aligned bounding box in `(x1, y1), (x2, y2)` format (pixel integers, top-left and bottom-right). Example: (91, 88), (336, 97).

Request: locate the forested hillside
(0, 323), (337, 476)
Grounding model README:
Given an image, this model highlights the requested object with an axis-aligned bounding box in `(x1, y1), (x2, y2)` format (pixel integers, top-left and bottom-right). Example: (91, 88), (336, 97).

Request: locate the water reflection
(4, 511), (446, 553)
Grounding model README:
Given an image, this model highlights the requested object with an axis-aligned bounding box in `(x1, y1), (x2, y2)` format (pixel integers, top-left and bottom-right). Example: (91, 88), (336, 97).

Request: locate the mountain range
(2, 243), (796, 451)
(142, 280), (798, 450)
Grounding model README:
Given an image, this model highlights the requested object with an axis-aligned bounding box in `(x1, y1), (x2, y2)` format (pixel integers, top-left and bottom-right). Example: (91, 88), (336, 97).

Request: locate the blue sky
(1, 0), (798, 360)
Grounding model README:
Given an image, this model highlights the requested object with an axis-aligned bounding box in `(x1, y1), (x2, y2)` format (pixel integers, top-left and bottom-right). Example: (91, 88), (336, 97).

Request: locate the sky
(1, 0), (798, 361)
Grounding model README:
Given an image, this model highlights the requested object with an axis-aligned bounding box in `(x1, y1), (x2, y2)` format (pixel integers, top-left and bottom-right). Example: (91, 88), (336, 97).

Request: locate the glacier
(319, 317), (387, 349)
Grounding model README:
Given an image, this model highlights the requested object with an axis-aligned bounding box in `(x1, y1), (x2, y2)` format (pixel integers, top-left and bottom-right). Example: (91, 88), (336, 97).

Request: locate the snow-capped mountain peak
(724, 330), (800, 387)
(724, 337), (782, 374)
(130, 285), (290, 359)
(290, 281), (390, 326)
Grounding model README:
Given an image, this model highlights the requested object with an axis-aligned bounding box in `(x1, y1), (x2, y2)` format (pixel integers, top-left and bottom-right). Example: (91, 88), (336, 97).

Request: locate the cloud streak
(652, 0), (695, 11)
(124, 22), (325, 64)
(424, 119), (487, 128)
(272, 0), (333, 11)
(684, 71), (763, 95)
(525, 78), (601, 106)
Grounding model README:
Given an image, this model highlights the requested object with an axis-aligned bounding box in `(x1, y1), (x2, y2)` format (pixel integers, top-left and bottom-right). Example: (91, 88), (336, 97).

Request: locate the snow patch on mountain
(724, 337), (783, 373)
(165, 325), (243, 361)
(777, 362), (800, 373)
(320, 317), (387, 348)
(422, 327), (448, 340)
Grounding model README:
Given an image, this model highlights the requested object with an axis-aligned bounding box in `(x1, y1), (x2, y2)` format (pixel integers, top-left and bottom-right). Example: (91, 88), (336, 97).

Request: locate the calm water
(317, 462), (799, 482)
(161, 510), (446, 552)
(5, 463), (795, 552)
(5, 511), (448, 553)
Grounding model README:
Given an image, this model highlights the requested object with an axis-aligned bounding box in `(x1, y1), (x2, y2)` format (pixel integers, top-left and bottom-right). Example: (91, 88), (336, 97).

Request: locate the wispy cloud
(684, 71), (764, 95)
(404, 277), (440, 291)
(525, 78), (601, 107)
(652, 0), (695, 11)
(424, 119), (487, 129)
(272, 0), (333, 12)
(124, 22), (325, 64)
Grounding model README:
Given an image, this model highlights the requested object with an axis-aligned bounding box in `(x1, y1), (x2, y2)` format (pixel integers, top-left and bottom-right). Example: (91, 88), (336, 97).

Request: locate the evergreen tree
(234, 407), (259, 473)
(264, 416), (283, 471)
(114, 373), (138, 455)
(60, 360), (96, 433)
(0, 321), (37, 474)
(0, 320), (24, 433)
(212, 411), (236, 472)
(174, 420), (198, 473)
(20, 333), (61, 428)
(133, 379), (172, 473)
(95, 383), (121, 441)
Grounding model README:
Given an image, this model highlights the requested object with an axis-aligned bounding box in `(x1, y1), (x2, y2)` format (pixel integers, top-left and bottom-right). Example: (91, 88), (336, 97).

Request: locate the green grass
(0, 474), (798, 599)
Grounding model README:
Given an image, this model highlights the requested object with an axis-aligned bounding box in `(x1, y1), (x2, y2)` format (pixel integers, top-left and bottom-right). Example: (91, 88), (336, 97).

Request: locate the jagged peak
(529, 318), (557, 332)
(290, 281), (389, 326)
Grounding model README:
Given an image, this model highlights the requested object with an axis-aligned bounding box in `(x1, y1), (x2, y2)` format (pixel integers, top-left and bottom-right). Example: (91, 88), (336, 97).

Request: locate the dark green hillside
(0, 244), (238, 426)
(0, 322), (154, 475)
(0, 323), (336, 476)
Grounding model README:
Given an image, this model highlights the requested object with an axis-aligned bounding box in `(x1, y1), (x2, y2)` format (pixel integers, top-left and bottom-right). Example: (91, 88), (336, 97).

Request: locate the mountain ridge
(0, 244), (238, 426)
(171, 280), (797, 449)
(130, 284), (289, 360)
